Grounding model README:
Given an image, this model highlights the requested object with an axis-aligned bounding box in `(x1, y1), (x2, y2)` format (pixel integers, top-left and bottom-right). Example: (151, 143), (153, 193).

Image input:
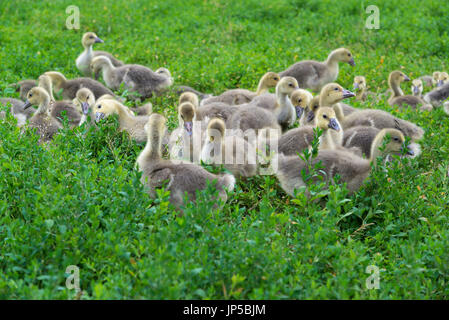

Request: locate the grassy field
(0, 0), (448, 299)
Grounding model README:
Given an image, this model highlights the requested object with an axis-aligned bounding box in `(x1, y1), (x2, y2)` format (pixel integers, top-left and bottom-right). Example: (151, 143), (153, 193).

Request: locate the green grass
(1, 0), (448, 299)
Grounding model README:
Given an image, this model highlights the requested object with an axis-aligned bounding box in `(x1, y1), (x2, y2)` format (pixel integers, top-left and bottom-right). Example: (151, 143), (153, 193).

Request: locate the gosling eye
(29, 93), (33, 97)
(274, 77), (279, 81)
(90, 36), (94, 39)
(323, 114), (327, 119)
(348, 53), (351, 57)
(288, 83), (293, 87)
(334, 87), (339, 91)
(393, 137), (399, 141)
(97, 105), (102, 109)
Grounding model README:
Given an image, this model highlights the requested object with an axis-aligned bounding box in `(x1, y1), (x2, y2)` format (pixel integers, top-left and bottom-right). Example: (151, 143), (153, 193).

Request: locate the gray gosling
(250, 76), (300, 130)
(93, 99), (149, 143)
(388, 71), (433, 111)
(9, 79), (37, 101)
(22, 87), (63, 143)
(76, 32), (123, 77)
(136, 113), (235, 210)
(343, 126), (421, 159)
(38, 75), (81, 128)
(44, 71), (114, 100)
(90, 56), (173, 100)
(200, 72), (280, 106)
(276, 128), (413, 197)
(411, 79), (424, 98)
(353, 76), (376, 102)
(279, 48), (355, 92)
(273, 107), (342, 157)
(168, 102), (201, 162)
(0, 98), (35, 126)
(333, 101), (425, 141)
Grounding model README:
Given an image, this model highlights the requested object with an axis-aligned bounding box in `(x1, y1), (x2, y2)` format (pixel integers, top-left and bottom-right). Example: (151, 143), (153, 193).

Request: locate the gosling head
(178, 102), (196, 135)
(307, 95), (321, 122)
(290, 89), (313, 119)
(432, 71), (441, 84)
(276, 76), (299, 95)
(82, 32), (104, 48)
(437, 72), (449, 87)
(207, 118), (226, 142)
(90, 56), (111, 74)
(389, 70), (411, 86)
(155, 67), (172, 78)
(353, 76), (367, 91)
(93, 99), (118, 122)
(319, 83), (355, 107)
(411, 79), (423, 96)
(76, 88), (96, 115)
(23, 87), (49, 110)
(260, 72), (281, 88)
(378, 128), (414, 156)
(331, 48), (355, 66)
(179, 92), (199, 108)
(315, 107), (340, 132)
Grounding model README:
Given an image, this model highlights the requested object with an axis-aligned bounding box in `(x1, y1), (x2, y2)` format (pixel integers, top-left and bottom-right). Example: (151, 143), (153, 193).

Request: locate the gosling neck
(36, 95), (51, 116)
(83, 41), (94, 53)
(274, 87), (294, 120)
(332, 103), (345, 126)
(38, 79), (56, 102)
(146, 128), (163, 160)
(370, 132), (387, 168)
(254, 76), (270, 95)
(356, 86), (366, 101)
(325, 52), (340, 74)
(319, 128), (335, 150)
(389, 79), (403, 98)
(101, 59), (116, 82)
(114, 102), (134, 126)
(49, 73), (67, 91)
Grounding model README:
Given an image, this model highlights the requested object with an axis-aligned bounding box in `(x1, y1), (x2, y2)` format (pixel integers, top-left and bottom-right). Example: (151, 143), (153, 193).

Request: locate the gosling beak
(353, 83), (359, 90)
(295, 106), (304, 119)
(328, 118), (340, 131)
(412, 86), (419, 95)
(95, 112), (105, 122)
(437, 80), (444, 87)
(348, 58), (356, 66)
(184, 121), (193, 135)
(403, 145), (415, 156)
(94, 37), (104, 44)
(81, 102), (90, 115)
(342, 89), (356, 99)
(22, 100), (32, 110)
(307, 110), (315, 122)
(403, 75), (411, 82)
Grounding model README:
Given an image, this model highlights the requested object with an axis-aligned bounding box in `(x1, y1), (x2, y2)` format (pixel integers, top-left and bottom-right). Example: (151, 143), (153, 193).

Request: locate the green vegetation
(0, 0), (448, 299)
